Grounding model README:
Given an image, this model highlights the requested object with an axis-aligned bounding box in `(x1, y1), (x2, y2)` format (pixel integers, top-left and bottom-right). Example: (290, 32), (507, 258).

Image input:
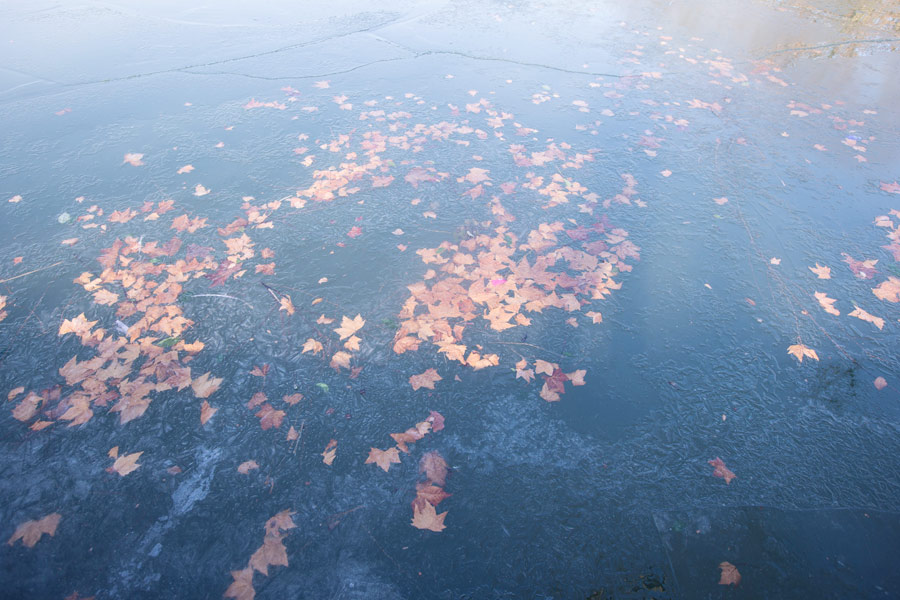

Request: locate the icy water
(1, 1), (900, 598)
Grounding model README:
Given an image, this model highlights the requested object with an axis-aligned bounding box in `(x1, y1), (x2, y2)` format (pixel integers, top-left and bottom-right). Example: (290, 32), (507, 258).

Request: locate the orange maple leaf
(279, 295), (295, 315)
(301, 338), (323, 354)
(334, 314), (365, 339)
(108, 452), (142, 476)
(191, 372), (223, 398)
(409, 368), (442, 391)
(7, 513), (61, 548)
(322, 439), (337, 465)
(787, 344), (819, 363)
(365, 447), (400, 472)
(224, 567), (255, 600)
(411, 501), (447, 532)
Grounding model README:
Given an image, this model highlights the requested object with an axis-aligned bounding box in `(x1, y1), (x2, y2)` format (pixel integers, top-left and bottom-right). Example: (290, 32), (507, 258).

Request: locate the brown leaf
(249, 364), (269, 377)
(409, 368), (442, 391)
(283, 393), (303, 406)
(302, 338), (323, 354)
(249, 535), (288, 575)
(412, 483), (451, 511)
(419, 451), (448, 486)
(191, 372), (222, 398)
(322, 439), (337, 465)
(848, 306), (884, 330)
(200, 400), (217, 425)
(814, 292), (840, 316)
(365, 447), (400, 472)
(279, 296), (295, 316)
(874, 376), (888, 390)
(809, 263), (831, 279)
(256, 404), (285, 430)
(7, 513), (61, 548)
(224, 567), (255, 600)
(709, 457), (736, 484)
(411, 501), (447, 532)
(718, 561), (741, 586)
(237, 460), (259, 474)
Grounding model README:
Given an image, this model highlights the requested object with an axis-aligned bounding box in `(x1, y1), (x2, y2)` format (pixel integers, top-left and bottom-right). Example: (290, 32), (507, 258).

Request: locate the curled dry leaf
(708, 457), (736, 484)
(7, 513), (61, 548)
(322, 439), (337, 465)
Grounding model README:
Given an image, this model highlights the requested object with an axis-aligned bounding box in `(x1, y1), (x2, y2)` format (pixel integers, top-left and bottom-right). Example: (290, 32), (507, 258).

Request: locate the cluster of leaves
(225, 510), (296, 600)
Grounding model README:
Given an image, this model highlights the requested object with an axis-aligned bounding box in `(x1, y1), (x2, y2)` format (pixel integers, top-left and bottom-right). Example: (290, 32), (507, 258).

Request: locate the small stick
(0, 261), (64, 284)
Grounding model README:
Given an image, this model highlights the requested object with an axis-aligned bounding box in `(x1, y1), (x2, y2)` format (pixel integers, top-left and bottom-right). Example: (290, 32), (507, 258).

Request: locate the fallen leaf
(302, 338), (323, 354)
(7, 386), (25, 400)
(237, 460), (259, 474)
(109, 452), (143, 476)
(849, 306), (884, 330)
(787, 344), (818, 363)
(419, 451), (448, 486)
(200, 400), (217, 425)
(409, 368), (442, 390)
(412, 482), (451, 511)
(365, 447), (400, 472)
(708, 457), (736, 484)
(224, 567), (255, 600)
(7, 513), (61, 548)
(814, 292), (840, 316)
(411, 500), (447, 532)
(192, 372), (223, 398)
(193, 184), (210, 197)
(334, 314), (365, 339)
(809, 263), (831, 279)
(177, 165), (194, 174)
(279, 296), (295, 316)
(322, 439), (337, 465)
(123, 153), (144, 166)
(874, 377), (888, 390)
(718, 561), (741, 586)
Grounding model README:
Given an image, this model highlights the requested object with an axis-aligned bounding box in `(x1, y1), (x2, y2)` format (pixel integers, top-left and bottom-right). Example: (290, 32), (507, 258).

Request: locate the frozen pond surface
(1, 1), (899, 598)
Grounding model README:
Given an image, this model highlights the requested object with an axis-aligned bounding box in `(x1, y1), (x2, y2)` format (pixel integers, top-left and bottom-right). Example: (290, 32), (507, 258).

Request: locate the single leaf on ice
(849, 306), (885, 330)
(200, 400), (217, 425)
(419, 451), (448, 486)
(249, 364), (270, 377)
(334, 314), (365, 339)
(809, 263), (831, 279)
(283, 393), (303, 406)
(585, 311), (603, 324)
(322, 439), (337, 465)
(411, 501), (447, 532)
(708, 457), (736, 484)
(279, 295), (295, 316)
(409, 368), (442, 390)
(176, 164), (194, 174)
(874, 377), (888, 390)
(843, 253), (877, 279)
(787, 344), (818, 363)
(237, 460), (259, 474)
(365, 447), (400, 472)
(813, 292), (840, 316)
(718, 561), (741, 586)
(7, 513), (61, 548)
(193, 184), (210, 197)
(192, 372), (222, 398)
(108, 452), (143, 476)
(123, 153), (144, 166)
(58, 313), (98, 338)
